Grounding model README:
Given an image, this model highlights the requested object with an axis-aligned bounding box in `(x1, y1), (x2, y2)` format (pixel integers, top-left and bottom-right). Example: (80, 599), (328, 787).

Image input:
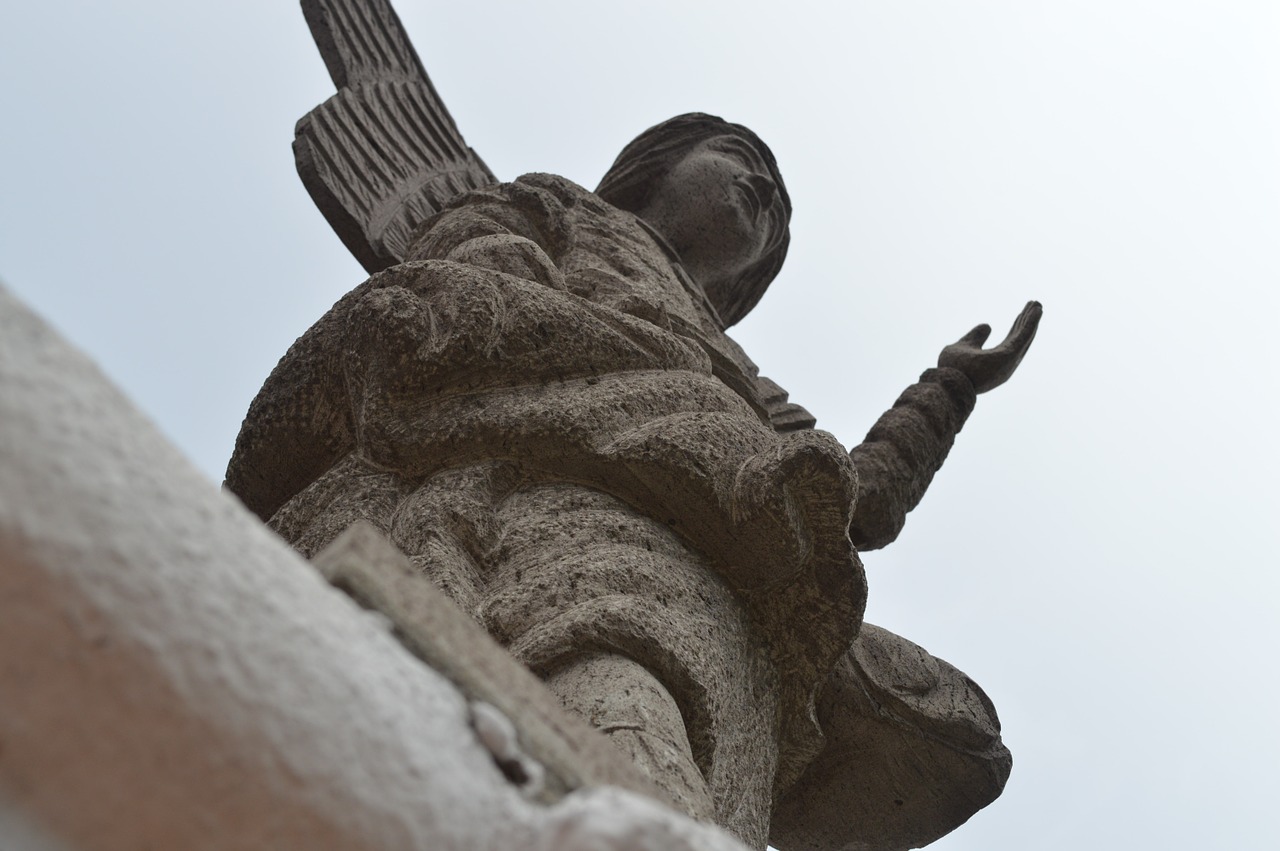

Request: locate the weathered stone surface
(228, 174), (865, 847)
(770, 625), (1013, 850)
(227, 169), (1034, 849)
(223, 3), (1042, 847)
(0, 283), (754, 851)
(311, 519), (679, 811)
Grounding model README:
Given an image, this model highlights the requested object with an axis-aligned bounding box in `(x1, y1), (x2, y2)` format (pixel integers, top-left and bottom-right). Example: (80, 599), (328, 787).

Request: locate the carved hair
(596, 113), (791, 328)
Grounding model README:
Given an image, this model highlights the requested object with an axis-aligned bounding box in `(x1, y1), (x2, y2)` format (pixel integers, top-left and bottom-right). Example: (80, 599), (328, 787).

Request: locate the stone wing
(295, 0), (497, 272)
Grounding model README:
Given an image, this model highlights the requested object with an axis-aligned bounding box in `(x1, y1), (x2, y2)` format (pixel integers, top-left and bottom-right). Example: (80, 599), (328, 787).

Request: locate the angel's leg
(542, 653), (714, 823)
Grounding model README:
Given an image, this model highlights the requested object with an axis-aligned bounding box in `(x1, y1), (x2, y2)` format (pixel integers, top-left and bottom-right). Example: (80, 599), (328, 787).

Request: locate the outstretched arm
(848, 302), (1041, 550)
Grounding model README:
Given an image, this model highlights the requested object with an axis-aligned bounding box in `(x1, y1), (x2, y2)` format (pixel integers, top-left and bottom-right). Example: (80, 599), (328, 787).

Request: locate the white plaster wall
(0, 285), (748, 851)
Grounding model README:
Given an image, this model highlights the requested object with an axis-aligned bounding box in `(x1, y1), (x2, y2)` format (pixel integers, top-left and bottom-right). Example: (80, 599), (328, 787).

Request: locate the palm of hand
(937, 301), (1042, 394)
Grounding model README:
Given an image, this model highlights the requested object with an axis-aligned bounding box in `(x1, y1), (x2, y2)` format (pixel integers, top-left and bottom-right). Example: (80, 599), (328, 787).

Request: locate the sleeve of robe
(768, 623), (1011, 851)
(847, 366), (977, 551)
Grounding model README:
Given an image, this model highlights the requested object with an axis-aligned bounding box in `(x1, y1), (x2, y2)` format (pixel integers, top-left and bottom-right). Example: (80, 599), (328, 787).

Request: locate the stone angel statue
(225, 2), (1041, 848)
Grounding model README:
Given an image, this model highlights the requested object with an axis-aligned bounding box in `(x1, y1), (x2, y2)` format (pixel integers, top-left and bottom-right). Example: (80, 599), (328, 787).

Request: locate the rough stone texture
(769, 625), (1013, 850)
(0, 284), (753, 851)
(220, 3), (1042, 847)
(227, 171), (1033, 848)
(229, 174), (868, 848)
(310, 519), (680, 811)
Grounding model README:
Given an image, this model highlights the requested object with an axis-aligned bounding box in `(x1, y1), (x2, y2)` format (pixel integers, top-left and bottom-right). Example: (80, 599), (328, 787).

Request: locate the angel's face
(638, 135), (784, 288)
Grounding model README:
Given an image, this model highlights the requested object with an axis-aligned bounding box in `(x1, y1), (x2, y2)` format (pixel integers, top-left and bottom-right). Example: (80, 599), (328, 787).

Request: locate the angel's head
(596, 113), (791, 328)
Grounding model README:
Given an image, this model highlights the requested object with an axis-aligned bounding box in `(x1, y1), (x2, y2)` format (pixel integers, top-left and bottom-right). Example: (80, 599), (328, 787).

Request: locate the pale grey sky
(3, 2), (1278, 848)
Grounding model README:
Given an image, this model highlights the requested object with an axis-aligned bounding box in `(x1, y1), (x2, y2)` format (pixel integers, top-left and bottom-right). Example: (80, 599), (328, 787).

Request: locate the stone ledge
(312, 520), (674, 809)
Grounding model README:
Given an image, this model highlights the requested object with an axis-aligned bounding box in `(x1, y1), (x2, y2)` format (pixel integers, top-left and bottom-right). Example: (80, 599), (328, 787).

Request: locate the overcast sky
(3, 2), (1278, 848)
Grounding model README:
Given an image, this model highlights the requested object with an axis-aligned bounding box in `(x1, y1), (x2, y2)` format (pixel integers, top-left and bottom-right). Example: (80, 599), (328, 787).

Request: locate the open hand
(937, 301), (1042, 394)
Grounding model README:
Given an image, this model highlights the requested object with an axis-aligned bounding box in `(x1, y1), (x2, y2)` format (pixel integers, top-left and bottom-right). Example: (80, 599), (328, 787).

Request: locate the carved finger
(1003, 301), (1043, 350)
(1014, 301), (1043, 331)
(957, 324), (992, 349)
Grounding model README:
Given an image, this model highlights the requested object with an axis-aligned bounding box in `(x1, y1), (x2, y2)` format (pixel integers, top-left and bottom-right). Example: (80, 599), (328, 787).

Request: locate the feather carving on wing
(295, 0), (497, 272)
